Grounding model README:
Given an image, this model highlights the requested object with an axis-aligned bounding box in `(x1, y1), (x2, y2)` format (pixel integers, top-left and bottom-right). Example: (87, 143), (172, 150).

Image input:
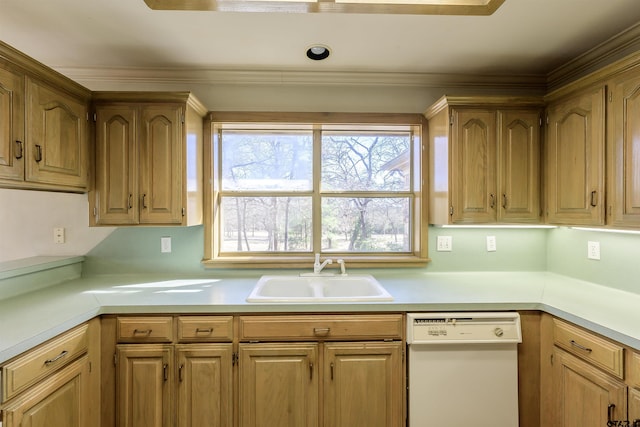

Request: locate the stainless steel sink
(246, 274), (393, 303)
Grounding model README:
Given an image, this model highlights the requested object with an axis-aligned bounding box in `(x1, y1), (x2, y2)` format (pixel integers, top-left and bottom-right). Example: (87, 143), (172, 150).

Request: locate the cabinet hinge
(93, 113), (97, 122)
(89, 361), (92, 373)
(449, 206), (454, 216)
(182, 207), (186, 217)
(181, 114), (185, 124)
(539, 117), (542, 127)
(93, 207), (97, 216)
(86, 112), (89, 121)
(546, 115), (549, 125)
(114, 353), (117, 366)
(232, 352), (239, 366)
(609, 92), (613, 102)
(550, 353), (554, 366)
(449, 114), (454, 126)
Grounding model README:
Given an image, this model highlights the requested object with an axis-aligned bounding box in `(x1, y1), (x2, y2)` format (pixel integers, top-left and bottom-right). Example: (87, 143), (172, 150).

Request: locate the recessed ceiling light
(306, 45), (331, 61)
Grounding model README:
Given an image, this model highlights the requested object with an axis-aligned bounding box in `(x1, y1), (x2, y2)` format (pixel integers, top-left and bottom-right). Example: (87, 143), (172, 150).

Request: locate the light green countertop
(1, 267), (639, 363)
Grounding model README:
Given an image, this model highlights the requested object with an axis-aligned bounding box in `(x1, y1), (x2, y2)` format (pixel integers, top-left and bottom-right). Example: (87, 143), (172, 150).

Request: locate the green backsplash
(82, 224), (640, 293)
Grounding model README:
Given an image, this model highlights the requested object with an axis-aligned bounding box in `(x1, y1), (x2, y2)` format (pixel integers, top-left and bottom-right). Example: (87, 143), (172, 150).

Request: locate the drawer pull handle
(309, 362), (313, 380)
(44, 350), (68, 366)
(179, 364), (184, 382)
(133, 329), (152, 335)
(607, 404), (615, 423)
(330, 362), (334, 380)
(570, 340), (593, 353)
(195, 327), (213, 334)
(163, 363), (169, 381)
(590, 190), (598, 207)
(313, 327), (330, 337)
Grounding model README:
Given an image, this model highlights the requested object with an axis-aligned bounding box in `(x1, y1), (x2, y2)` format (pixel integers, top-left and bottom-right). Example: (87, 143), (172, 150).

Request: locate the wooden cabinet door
(612, 73), (640, 226)
(629, 388), (640, 425)
(94, 105), (138, 225)
(238, 343), (319, 427)
(2, 356), (90, 427)
(0, 66), (24, 182)
(498, 109), (541, 222)
(323, 342), (403, 427)
(546, 87), (606, 225)
(552, 347), (626, 427)
(116, 344), (173, 427)
(176, 344), (233, 427)
(139, 105), (183, 224)
(25, 78), (88, 189)
(450, 108), (497, 223)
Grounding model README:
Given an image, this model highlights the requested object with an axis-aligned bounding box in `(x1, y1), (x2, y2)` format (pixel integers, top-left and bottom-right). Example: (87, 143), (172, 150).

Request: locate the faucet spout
(313, 253), (333, 274)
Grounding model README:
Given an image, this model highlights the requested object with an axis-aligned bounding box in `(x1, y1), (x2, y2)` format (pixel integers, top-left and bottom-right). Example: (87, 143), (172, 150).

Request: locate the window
(203, 113), (428, 268)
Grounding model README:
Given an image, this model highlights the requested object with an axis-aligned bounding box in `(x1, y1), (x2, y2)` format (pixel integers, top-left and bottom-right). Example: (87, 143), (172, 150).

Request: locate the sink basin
(246, 274), (393, 303)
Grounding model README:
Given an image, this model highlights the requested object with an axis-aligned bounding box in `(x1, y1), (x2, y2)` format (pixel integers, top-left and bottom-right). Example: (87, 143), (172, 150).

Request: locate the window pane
(221, 131), (313, 191)
(321, 197), (411, 252)
(220, 196), (312, 252)
(321, 132), (411, 191)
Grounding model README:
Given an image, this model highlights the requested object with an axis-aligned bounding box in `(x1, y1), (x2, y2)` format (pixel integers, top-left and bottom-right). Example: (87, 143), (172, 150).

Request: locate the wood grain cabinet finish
(25, 78), (89, 190)
(0, 66), (24, 182)
(237, 314), (405, 427)
(0, 319), (99, 427)
(545, 86), (606, 225)
(91, 92), (206, 226)
(610, 70), (640, 227)
(111, 316), (234, 427)
(551, 347), (627, 427)
(323, 342), (403, 427)
(238, 343), (319, 427)
(425, 96), (543, 224)
(1, 355), (91, 427)
(0, 42), (91, 192)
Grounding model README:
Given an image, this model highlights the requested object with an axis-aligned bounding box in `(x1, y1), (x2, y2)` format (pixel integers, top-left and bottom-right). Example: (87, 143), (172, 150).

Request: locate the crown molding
(547, 21), (640, 92)
(54, 66), (546, 93)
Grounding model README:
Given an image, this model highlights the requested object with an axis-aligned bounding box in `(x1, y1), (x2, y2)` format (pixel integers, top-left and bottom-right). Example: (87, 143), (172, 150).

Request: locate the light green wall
(83, 224), (640, 294)
(546, 227), (640, 294)
(83, 225), (549, 275)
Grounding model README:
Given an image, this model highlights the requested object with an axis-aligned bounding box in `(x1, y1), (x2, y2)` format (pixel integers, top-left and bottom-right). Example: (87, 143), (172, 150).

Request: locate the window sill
(202, 254), (431, 269)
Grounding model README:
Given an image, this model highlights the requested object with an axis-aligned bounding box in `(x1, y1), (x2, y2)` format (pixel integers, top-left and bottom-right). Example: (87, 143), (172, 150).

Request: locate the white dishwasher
(407, 312), (522, 427)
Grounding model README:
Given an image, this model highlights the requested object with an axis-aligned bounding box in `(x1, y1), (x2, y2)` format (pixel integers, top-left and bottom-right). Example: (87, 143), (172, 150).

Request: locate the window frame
(202, 112), (430, 269)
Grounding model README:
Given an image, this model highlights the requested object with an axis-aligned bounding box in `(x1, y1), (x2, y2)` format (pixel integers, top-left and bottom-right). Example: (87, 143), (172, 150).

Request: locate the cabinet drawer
(116, 316), (173, 343)
(1, 323), (89, 402)
(629, 351), (640, 389)
(177, 316), (234, 342)
(239, 314), (403, 341)
(553, 318), (624, 378)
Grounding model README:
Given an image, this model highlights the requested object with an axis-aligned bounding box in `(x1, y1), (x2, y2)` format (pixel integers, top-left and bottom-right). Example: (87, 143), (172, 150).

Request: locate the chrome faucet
(313, 253), (333, 274)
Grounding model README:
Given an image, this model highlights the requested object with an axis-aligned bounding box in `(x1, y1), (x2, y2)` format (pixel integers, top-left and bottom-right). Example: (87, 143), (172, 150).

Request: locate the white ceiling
(1, 0), (640, 81)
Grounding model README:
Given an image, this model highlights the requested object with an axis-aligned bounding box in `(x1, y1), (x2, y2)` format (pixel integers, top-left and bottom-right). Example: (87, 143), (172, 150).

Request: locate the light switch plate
(54, 227), (65, 244)
(436, 236), (452, 251)
(486, 235), (497, 252)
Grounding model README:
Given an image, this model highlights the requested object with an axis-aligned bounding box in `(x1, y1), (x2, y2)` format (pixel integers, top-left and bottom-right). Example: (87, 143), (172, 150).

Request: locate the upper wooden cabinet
(610, 69), (640, 227)
(545, 86), (606, 225)
(0, 42), (91, 192)
(425, 96), (543, 224)
(0, 65), (24, 182)
(25, 77), (89, 189)
(90, 92), (207, 226)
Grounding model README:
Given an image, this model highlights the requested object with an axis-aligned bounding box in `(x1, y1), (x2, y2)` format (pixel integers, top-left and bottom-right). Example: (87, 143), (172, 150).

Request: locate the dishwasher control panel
(407, 312), (521, 344)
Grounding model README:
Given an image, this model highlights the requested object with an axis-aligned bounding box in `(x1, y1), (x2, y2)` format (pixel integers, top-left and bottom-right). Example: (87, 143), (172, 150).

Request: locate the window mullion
(312, 129), (322, 254)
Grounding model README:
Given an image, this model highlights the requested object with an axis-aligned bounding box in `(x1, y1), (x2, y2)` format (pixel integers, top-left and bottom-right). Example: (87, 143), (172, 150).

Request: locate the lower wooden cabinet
(0, 319), (100, 427)
(239, 343), (319, 427)
(2, 355), (91, 427)
(115, 343), (233, 427)
(551, 347), (627, 427)
(323, 342), (403, 427)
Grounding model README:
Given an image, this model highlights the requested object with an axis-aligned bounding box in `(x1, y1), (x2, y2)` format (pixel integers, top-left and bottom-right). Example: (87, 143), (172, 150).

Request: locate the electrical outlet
(436, 236), (452, 252)
(587, 241), (600, 260)
(161, 237), (172, 253)
(54, 227), (65, 244)
(486, 235), (497, 252)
